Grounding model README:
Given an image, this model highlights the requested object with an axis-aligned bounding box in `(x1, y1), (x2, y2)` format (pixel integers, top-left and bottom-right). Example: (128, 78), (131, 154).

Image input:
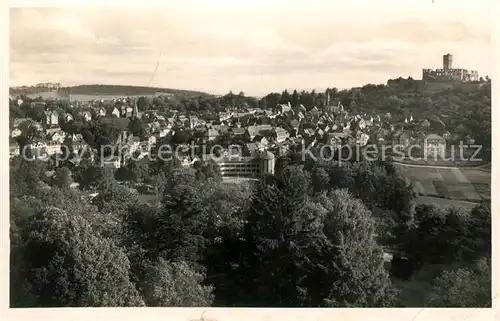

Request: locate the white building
(274, 127), (290, 143)
(112, 107), (120, 117)
(146, 135), (156, 146)
(159, 128), (171, 137)
(219, 112), (233, 122)
(45, 111), (59, 126)
(356, 132), (370, 147)
(277, 102), (292, 114)
(28, 142), (62, 159)
(98, 108), (107, 117)
(50, 131), (66, 144)
(10, 145), (20, 158)
(424, 134), (446, 159)
(45, 142), (62, 155)
(181, 157), (192, 168)
(102, 157), (121, 169)
(81, 111), (92, 121)
(11, 128), (22, 138)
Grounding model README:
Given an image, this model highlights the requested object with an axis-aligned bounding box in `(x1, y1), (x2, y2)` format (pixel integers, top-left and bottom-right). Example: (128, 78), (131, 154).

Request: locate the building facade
(10, 145), (20, 158)
(424, 134), (446, 159)
(203, 150), (275, 179)
(102, 157), (121, 169)
(422, 54), (479, 82)
(36, 82), (61, 89)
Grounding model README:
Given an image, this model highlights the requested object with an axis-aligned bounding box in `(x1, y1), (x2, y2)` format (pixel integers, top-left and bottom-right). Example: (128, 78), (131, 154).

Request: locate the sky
(9, 2), (491, 96)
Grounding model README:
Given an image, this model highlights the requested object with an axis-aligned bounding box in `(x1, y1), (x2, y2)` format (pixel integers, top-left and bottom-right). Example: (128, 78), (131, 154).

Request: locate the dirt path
(394, 161), (490, 170)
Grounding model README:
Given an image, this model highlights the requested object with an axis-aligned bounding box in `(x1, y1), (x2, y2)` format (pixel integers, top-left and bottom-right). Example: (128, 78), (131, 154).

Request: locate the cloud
(379, 20), (490, 44)
(9, 6), (491, 95)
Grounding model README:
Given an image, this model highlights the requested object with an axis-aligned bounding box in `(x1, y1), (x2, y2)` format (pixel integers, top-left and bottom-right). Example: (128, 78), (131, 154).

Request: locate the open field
(69, 93), (163, 102)
(138, 194), (158, 204)
(389, 147), (487, 167)
(416, 196), (480, 211)
(221, 177), (258, 187)
(27, 92), (165, 102)
(397, 164), (490, 204)
(460, 168), (492, 200)
(27, 91), (67, 100)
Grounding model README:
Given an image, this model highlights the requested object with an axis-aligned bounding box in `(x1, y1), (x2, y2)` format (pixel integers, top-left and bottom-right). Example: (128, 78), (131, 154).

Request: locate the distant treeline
(10, 84), (211, 99)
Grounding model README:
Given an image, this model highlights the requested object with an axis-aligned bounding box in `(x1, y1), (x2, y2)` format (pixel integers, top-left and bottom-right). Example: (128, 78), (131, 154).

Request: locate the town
(8, 89), (485, 176)
(9, 6), (492, 310)
(9, 56), (491, 185)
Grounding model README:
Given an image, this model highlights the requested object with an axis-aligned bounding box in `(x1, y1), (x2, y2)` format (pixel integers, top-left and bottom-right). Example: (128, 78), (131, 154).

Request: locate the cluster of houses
(194, 101), (465, 160)
(10, 95), (470, 172)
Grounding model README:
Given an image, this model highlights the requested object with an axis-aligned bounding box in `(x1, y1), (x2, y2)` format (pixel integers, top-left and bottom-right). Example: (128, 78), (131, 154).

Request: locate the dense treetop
(9, 146), (491, 307)
(9, 77), (491, 307)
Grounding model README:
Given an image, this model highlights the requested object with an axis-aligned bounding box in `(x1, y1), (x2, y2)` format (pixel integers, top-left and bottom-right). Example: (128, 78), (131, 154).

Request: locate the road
(394, 161), (490, 170)
(416, 196), (480, 211)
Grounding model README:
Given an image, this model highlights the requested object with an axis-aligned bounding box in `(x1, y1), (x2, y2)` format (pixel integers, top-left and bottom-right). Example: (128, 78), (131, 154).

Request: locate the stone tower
(443, 53), (452, 71)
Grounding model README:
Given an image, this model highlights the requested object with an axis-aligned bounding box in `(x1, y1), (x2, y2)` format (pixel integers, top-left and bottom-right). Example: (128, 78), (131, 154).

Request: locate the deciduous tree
(426, 258), (491, 307)
(18, 207), (145, 307)
(141, 258), (214, 306)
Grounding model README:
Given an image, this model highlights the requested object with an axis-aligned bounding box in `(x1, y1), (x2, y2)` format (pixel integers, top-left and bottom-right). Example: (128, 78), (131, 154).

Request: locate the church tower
(132, 99), (139, 117)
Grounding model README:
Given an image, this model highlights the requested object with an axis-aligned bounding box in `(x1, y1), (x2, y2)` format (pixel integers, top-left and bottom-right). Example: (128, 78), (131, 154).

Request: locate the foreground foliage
(9, 150), (490, 307)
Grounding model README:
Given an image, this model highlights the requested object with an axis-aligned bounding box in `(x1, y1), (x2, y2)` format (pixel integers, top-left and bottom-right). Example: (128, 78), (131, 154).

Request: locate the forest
(10, 78), (492, 152)
(10, 147), (491, 307)
(9, 77), (491, 307)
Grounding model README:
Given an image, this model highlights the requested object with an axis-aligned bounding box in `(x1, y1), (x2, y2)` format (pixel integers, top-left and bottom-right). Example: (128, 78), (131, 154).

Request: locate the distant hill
(62, 84), (211, 97)
(10, 84), (212, 100)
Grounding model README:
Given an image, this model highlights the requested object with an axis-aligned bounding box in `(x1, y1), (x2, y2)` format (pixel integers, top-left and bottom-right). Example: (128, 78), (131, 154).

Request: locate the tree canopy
(9, 79), (491, 307)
